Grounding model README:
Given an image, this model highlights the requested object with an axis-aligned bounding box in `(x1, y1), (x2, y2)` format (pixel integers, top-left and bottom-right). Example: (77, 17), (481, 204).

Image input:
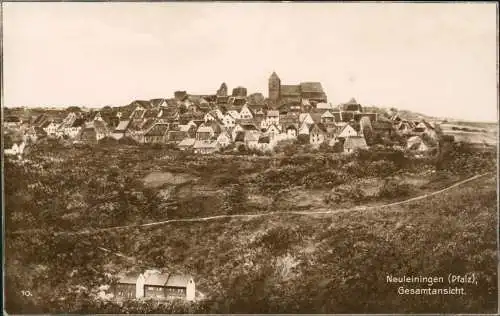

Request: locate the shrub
(324, 184), (365, 204)
(377, 179), (411, 199)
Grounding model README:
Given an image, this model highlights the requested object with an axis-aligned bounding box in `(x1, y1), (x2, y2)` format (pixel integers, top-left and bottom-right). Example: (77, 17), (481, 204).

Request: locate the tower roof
(269, 71), (280, 80)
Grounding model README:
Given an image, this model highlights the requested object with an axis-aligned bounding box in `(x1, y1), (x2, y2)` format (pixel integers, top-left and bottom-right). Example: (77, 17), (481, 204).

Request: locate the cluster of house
(112, 269), (195, 302)
(3, 72), (441, 156)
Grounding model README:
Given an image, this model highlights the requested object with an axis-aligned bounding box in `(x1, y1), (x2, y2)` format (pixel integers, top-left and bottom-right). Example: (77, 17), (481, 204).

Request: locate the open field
(4, 143), (498, 313)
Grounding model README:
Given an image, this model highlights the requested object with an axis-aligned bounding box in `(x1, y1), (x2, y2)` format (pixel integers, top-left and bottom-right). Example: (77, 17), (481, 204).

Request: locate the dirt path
(10, 172), (493, 237)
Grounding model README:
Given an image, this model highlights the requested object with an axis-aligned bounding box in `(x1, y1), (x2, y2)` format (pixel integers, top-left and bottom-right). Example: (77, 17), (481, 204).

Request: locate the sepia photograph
(2, 2), (498, 314)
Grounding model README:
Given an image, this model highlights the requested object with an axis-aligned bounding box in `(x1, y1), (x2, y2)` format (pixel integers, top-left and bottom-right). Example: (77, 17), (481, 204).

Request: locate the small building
(217, 131), (232, 148)
(309, 123), (328, 146)
(321, 111), (335, 124)
(114, 273), (145, 301)
(144, 123), (170, 143)
(337, 124), (359, 139)
(114, 270), (195, 302)
(239, 104), (254, 120)
(111, 120), (130, 140)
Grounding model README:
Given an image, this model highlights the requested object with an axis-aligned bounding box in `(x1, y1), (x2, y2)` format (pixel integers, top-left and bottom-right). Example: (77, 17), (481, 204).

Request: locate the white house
(239, 104), (254, 120)
(265, 124), (281, 140)
(217, 131), (232, 148)
(338, 124), (358, 138)
(44, 121), (60, 136)
(222, 114), (236, 127)
(4, 142), (26, 156)
(299, 113), (314, 125)
(298, 122), (311, 135)
(227, 110), (241, 120)
(204, 112), (217, 123)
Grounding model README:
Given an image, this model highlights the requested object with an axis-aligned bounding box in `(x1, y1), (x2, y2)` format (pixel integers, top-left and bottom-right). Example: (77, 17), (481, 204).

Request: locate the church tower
(217, 82), (228, 97)
(268, 72), (281, 102)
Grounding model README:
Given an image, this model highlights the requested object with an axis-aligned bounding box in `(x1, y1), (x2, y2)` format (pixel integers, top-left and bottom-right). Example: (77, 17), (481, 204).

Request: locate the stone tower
(268, 72), (281, 102)
(217, 82), (228, 97)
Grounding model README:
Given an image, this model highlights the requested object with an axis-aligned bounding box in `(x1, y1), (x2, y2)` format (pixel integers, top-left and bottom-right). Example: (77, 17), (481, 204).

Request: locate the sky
(3, 2), (498, 121)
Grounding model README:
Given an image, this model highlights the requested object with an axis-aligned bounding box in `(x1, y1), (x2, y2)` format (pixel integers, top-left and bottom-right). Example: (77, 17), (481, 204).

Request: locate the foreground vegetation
(4, 141), (497, 313)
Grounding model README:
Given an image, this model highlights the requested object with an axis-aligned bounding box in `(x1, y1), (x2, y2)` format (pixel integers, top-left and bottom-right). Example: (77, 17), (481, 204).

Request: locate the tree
(66, 106), (82, 112)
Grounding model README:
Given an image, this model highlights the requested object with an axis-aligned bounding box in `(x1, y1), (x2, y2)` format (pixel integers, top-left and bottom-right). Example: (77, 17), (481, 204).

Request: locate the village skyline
(3, 2), (498, 122)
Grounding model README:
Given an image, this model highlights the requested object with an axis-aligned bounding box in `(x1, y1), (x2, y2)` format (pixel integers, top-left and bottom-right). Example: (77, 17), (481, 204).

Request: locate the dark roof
(5, 116), (21, 122)
(71, 118), (86, 128)
(258, 135), (270, 144)
(216, 96), (229, 104)
(300, 82), (324, 93)
(241, 124), (258, 131)
(144, 123), (169, 137)
(235, 131), (245, 142)
(231, 97), (247, 106)
(270, 71), (280, 80)
(344, 136), (368, 150)
(280, 85), (301, 96)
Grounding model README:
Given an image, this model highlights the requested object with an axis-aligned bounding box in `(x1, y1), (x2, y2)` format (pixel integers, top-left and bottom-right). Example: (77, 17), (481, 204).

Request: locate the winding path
(9, 172), (493, 237)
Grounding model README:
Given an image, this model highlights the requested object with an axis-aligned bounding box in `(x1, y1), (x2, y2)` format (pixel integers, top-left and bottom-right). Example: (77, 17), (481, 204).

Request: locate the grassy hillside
(4, 143), (497, 314)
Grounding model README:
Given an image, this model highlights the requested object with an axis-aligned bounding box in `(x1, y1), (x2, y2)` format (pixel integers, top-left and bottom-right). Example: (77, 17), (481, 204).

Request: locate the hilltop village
(3, 72), (461, 156)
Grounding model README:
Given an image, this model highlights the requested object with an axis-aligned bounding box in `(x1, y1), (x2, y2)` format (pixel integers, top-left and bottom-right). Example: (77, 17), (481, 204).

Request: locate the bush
(377, 179), (411, 199)
(324, 184), (365, 204)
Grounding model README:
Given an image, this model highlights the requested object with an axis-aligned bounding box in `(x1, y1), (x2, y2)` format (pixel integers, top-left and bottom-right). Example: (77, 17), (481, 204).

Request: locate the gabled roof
(115, 120), (131, 132)
(321, 111), (334, 118)
(145, 123), (169, 137)
(344, 135), (368, 150)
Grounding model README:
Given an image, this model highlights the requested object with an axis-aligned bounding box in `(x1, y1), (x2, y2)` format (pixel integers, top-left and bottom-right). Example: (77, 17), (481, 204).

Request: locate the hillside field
(4, 142), (498, 313)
